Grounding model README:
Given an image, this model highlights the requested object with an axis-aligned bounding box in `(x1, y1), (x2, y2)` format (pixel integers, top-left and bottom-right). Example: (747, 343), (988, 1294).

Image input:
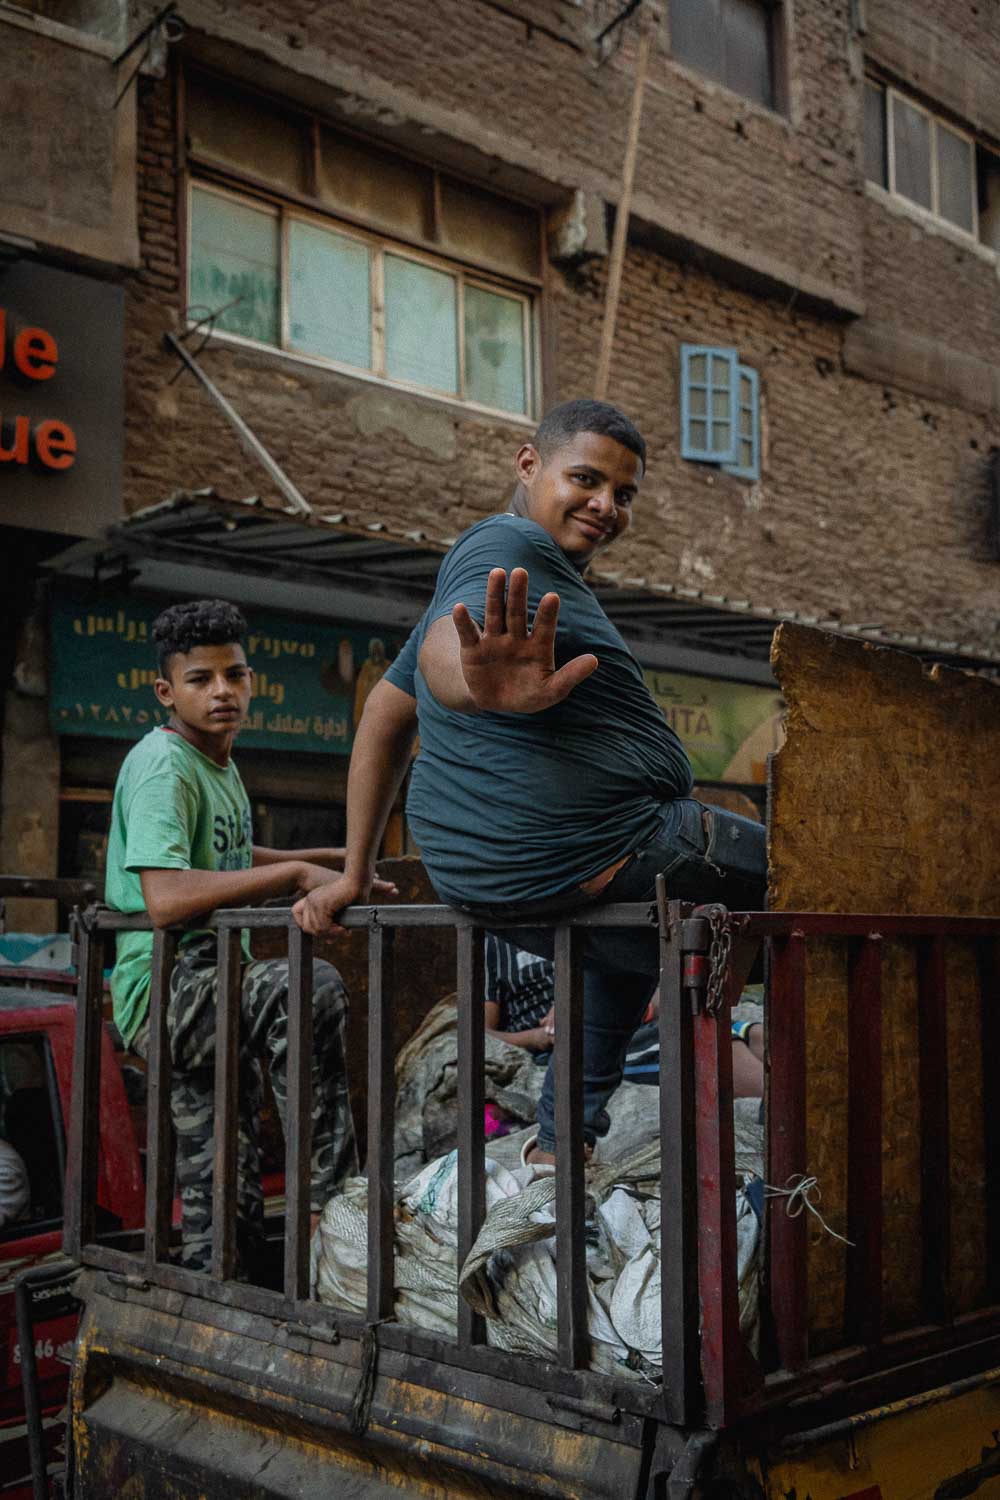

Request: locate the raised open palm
(452, 567), (598, 713)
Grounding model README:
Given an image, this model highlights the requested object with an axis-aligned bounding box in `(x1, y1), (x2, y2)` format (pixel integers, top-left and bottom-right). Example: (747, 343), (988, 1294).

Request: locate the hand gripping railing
(63, 884), (713, 1427)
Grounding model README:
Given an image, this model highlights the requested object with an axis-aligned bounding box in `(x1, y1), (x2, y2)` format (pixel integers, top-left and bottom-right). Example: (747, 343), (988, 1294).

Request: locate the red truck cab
(0, 982), (143, 1498)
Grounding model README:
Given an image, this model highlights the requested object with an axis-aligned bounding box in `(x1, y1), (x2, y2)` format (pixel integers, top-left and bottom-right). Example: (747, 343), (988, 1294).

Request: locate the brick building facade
(1, 0), (998, 911)
(111, 0), (1000, 651)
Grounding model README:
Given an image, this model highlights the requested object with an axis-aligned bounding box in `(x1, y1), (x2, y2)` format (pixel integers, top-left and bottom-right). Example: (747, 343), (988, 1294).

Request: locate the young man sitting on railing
(294, 401), (766, 1166)
(105, 600), (392, 1273)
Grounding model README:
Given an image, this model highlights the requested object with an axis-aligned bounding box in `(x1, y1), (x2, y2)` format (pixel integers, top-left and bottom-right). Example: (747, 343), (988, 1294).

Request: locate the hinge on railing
(680, 914), (711, 1013)
(680, 905), (734, 1014)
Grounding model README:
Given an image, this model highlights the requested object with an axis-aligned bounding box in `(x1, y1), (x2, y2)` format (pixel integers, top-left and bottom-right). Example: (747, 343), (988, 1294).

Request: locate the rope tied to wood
(764, 1173), (855, 1247)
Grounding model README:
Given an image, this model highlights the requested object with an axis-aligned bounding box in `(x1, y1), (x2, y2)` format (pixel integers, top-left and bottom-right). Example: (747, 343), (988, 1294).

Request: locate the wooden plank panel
(978, 938), (1000, 1303)
(64, 923), (104, 1259)
(210, 928), (242, 1283)
(285, 924), (314, 1302)
(145, 929), (178, 1274)
(693, 998), (744, 1427)
(845, 935), (883, 1347)
(456, 925), (486, 1347)
(767, 930), (808, 1370)
(656, 883), (699, 1424)
(366, 924), (396, 1322)
(553, 923), (587, 1370)
(917, 935), (951, 1323)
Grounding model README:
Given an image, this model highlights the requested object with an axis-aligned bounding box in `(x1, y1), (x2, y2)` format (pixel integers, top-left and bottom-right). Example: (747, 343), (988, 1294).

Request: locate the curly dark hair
(533, 399), (646, 470)
(153, 599), (248, 676)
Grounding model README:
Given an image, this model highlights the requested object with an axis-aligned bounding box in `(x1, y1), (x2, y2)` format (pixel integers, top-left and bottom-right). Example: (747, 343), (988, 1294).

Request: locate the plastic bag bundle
(314, 1084), (763, 1379)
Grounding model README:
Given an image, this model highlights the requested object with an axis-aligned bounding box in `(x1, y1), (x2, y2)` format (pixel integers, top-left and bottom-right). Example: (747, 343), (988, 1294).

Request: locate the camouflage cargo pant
(132, 936), (357, 1273)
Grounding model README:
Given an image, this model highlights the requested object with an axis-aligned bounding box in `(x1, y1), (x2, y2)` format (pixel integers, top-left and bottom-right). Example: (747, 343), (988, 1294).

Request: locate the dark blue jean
(474, 798), (767, 1153)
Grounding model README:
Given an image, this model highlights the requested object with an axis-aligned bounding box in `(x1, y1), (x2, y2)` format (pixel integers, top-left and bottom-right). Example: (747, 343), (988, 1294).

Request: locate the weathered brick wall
(0, 16), (137, 265)
(865, 0), (1000, 141)
(860, 0), (1000, 366)
(124, 1), (1000, 660)
(550, 245), (999, 653)
(177, 0), (863, 307)
(862, 200), (1000, 365)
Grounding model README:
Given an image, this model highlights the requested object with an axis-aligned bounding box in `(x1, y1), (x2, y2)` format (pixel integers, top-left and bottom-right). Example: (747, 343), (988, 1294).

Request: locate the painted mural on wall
(49, 589), (401, 755)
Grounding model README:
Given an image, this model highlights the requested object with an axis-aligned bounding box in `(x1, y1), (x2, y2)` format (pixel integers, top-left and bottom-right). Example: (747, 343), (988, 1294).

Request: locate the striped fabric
(484, 933), (553, 1033)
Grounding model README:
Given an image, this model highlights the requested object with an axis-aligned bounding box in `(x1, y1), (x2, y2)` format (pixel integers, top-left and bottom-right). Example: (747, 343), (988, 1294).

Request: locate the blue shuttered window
(680, 343), (760, 481)
(725, 365), (760, 479)
(680, 345), (739, 463)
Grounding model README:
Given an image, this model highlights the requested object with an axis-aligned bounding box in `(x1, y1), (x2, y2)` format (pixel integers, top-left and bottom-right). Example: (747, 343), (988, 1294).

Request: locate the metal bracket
(286, 1318), (341, 1347)
(104, 1270), (151, 1300)
(546, 1391), (621, 1426)
(163, 333), (313, 517)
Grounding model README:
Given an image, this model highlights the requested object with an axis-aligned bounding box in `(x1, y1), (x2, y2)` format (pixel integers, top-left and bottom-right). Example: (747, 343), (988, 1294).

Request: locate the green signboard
(643, 668), (785, 784)
(50, 590), (403, 755)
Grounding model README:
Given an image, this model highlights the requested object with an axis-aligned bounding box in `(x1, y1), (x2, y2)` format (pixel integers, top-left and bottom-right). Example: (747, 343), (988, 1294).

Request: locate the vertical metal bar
(768, 930), (809, 1371)
(978, 938), (1000, 1302)
(693, 991), (743, 1427)
(145, 929), (178, 1274)
(210, 928), (242, 1283)
(916, 935), (951, 1324)
(366, 922), (396, 1322)
(553, 922), (587, 1370)
(657, 884), (699, 1425)
(285, 924), (314, 1303)
(456, 925), (486, 1346)
(64, 920), (104, 1258)
(846, 933), (883, 1347)
(13, 1272), (47, 1500)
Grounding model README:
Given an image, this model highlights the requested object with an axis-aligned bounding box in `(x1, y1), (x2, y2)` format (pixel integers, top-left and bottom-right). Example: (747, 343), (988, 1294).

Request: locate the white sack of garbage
(314, 1084), (762, 1379)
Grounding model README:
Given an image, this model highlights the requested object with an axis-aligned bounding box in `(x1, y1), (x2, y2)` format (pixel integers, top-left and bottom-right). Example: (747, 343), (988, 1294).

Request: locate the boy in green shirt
(106, 599), (385, 1274)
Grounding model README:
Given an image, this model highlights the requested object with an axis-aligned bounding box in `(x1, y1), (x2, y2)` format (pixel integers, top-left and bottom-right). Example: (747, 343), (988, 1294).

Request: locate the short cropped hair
(532, 399), (646, 471)
(153, 599), (248, 676)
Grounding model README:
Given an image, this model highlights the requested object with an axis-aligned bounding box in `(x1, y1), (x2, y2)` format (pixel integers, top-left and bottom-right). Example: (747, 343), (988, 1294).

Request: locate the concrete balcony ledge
(843, 319), (1000, 417)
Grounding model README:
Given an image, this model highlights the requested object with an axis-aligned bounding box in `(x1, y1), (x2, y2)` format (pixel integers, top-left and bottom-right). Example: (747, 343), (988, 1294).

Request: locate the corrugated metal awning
(46, 490), (1000, 682)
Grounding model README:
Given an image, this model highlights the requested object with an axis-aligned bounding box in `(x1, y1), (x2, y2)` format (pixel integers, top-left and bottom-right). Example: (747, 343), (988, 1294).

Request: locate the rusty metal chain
(704, 904), (732, 1015)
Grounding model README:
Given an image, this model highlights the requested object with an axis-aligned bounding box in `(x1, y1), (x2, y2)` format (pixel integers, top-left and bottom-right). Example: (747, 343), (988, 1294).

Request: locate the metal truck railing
(61, 891), (1000, 1435)
(63, 881), (707, 1428)
(689, 909), (1000, 1429)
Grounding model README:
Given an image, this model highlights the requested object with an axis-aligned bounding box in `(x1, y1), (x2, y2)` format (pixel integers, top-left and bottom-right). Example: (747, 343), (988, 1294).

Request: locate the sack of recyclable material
(314, 1083), (762, 1378)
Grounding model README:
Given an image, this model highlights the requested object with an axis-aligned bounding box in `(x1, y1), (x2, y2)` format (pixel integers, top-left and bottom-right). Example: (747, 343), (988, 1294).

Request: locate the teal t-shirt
(105, 728), (253, 1046)
(384, 514), (693, 906)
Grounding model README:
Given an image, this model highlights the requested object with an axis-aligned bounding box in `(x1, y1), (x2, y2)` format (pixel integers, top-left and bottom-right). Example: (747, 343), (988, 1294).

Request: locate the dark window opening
(0, 1034), (64, 1237)
(669, 0), (776, 111)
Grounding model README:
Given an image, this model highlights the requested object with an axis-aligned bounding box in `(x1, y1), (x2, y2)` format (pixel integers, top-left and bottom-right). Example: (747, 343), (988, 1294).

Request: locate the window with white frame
(679, 345), (760, 480)
(184, 72), (541, 419)
(864, 79), (982, 240)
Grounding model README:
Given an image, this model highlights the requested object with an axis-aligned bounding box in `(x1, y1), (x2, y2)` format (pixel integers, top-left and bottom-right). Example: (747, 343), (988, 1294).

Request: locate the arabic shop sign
(643, 668), (784, 784)
(50, 590), (401, 755)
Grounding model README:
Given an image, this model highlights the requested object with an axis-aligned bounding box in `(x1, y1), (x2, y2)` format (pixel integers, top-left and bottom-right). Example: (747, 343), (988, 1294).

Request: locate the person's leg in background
(131, 937), (264, 1273)
(240, 956), (359, 1224)
(521, 798), (767, 1161)
(531, 961), (656, 1158)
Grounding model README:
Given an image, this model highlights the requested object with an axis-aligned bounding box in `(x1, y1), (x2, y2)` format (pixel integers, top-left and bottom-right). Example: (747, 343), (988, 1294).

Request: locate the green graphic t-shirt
(105, 727), (253, 1047)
